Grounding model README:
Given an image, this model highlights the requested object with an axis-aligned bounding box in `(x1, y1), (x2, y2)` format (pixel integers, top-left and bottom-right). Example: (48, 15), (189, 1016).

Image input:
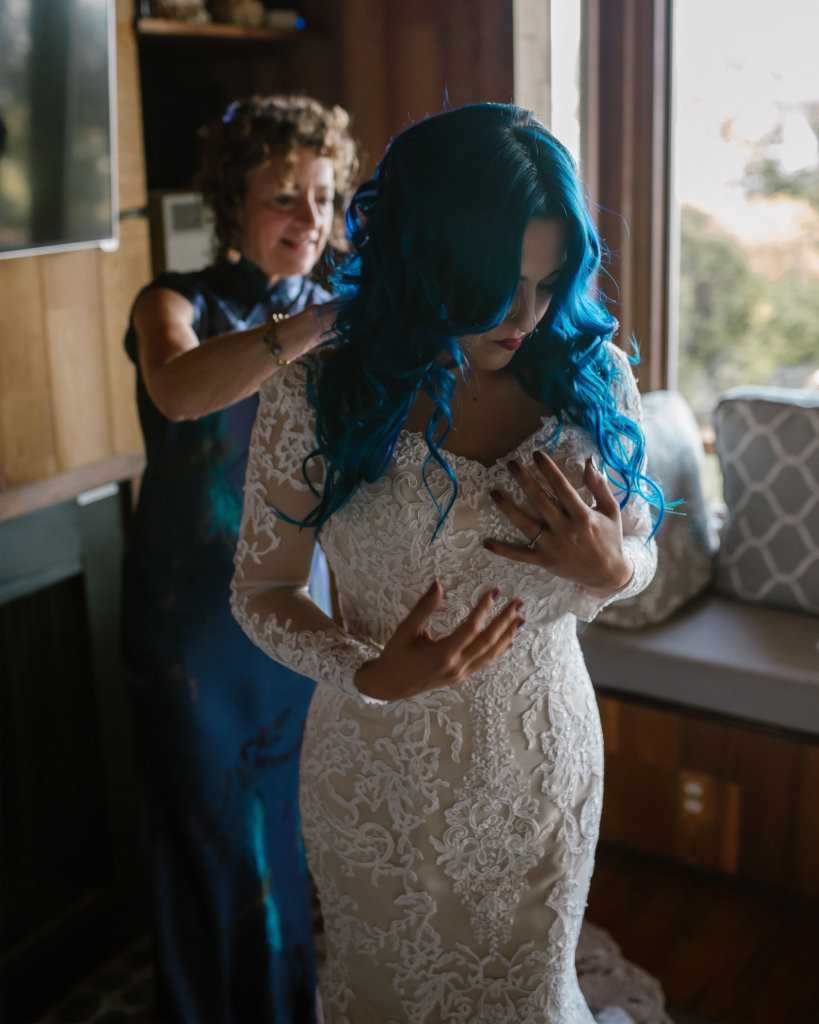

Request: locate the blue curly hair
(295, 102), (664, 538)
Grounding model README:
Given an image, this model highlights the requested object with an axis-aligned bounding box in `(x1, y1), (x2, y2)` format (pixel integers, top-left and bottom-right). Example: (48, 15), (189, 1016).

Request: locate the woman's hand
(276, 300), (337, 362)
(354, 582), (524, 701)
(484, 451), (633, 597)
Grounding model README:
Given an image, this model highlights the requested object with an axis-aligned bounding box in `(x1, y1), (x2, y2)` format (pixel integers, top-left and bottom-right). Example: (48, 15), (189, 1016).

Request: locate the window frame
(581, 0), (673, 393)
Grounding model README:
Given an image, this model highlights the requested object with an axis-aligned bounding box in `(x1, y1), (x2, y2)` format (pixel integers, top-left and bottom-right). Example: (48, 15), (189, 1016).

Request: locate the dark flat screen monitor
(0, 0), (117, 259)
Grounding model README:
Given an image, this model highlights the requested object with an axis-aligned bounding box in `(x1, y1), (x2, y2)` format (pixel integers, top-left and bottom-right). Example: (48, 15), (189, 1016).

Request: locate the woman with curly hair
(232, 102), (666, 1023)
(122, 94), (358, 1024)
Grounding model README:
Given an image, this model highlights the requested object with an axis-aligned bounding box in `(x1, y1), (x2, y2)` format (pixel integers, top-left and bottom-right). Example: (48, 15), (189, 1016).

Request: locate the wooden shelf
(135, 17), (301, 42)
(0, 452), (146, 525)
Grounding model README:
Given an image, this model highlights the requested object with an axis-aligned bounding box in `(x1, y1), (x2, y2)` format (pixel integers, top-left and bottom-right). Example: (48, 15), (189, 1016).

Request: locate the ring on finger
(527, 527), (545, 550)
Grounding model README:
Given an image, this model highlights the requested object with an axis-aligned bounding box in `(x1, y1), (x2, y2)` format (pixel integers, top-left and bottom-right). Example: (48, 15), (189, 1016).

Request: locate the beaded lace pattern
(232, 347), (657, 1023)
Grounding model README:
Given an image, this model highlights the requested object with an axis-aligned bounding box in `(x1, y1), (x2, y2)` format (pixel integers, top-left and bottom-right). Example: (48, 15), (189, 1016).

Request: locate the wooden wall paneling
(334, 0), (515, 183)
(437, 2), (484, 108)
(588, 845), (819, 1023)
(97, 219), (151, 456)
(596, 694), (621, 753)
(1, 0), (149, 498)
(470, 0), (515, 105)
(107, 2), (150, 457)
(597, 693), (819, 896)
(115, 15), (149, 212)
(0, 258), (58, 488)
(209, 49), (290, 108)
(598, 699), (679, 856)
(440, 0), (515, 109)
(678, 715), (743, 873)
(679, 713), (738, 778)
(792, 744), (819, 898)
(615, 699), (680, 768)
(338, 0), (391, 178)
(791, 745), (819, 898)
(138, 42), (287, 192)
(735, 729), (798, 888)
(717, 777), (742, 874)
(675, 768), (741, 875)
(40, 251), (113, 472)
(600, 755), (679, 858)
(666, 886), (768, 1020)
(388, 2), (448, 131)
(287, 2), (343, 114)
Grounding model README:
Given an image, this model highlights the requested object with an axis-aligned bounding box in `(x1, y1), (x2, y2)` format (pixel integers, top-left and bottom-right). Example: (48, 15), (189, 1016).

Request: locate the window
(670, 0), (819, 426)
(581, 0), (817, 416)
(549, 1), (583, 165)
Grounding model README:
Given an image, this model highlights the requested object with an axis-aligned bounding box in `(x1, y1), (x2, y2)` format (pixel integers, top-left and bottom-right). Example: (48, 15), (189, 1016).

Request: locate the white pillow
(598, 390), (717, 629)
(714, 386), (819, 615)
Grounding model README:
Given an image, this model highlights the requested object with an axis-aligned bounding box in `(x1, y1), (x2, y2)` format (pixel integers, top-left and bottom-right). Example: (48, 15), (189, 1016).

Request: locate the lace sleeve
(231, 360), (383, 698)
(566, 344), (658, 622)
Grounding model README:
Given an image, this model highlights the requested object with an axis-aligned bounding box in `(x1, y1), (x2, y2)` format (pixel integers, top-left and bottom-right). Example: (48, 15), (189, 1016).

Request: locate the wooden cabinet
(596, 692), (819, 900)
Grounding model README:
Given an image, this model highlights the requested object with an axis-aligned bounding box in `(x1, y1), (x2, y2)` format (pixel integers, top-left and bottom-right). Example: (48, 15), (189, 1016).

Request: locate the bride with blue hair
(232, 102), (667, 1023)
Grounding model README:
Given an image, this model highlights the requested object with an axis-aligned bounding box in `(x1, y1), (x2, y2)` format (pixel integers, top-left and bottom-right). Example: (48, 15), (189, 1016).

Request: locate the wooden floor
(587, 844), (819, 1024)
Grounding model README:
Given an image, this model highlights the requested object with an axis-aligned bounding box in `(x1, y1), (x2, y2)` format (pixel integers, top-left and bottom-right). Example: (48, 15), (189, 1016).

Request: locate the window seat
(579, 593), (819, 736)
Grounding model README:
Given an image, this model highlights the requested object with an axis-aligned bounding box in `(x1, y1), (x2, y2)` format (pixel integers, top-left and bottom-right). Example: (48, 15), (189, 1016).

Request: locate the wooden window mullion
(582, 0), (672, 391)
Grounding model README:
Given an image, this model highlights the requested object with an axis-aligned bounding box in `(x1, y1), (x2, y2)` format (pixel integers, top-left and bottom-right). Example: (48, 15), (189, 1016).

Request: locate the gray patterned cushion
(714, 386), (819, 615)
(599, 390), (717, 629)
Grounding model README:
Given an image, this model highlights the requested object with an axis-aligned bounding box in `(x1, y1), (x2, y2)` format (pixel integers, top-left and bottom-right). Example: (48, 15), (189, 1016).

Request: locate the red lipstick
(494, 337), (524, 351)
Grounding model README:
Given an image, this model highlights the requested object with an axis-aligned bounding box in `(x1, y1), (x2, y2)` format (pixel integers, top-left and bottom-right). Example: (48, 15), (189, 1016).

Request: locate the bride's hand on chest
(483, 450), (634, 597)
(354, 581), (525, 700)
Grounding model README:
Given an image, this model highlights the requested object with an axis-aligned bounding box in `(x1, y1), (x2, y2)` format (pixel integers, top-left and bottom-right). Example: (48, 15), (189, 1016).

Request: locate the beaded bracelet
(262, 311), (290, 366)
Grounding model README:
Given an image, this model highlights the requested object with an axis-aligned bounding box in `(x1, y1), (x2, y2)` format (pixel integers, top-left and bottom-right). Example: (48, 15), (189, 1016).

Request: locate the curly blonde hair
(196, 94), (359, 263)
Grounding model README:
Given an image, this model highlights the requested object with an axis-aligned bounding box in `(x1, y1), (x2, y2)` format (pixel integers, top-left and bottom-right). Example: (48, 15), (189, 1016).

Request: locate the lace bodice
(231, 348), (658, 1024)
(231, 347), (656, 700)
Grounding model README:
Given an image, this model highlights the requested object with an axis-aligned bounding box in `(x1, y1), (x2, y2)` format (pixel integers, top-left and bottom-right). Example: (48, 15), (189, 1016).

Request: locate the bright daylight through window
(670, 0), (819, 426)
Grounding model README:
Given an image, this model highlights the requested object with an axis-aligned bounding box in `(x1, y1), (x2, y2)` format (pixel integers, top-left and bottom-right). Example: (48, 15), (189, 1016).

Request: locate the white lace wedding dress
(231, 347), (658, 1024)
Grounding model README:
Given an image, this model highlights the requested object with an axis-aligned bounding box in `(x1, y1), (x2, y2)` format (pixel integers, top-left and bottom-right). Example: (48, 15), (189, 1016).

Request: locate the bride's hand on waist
(354, 581), (524, 701)
(483, 451), (633, 598)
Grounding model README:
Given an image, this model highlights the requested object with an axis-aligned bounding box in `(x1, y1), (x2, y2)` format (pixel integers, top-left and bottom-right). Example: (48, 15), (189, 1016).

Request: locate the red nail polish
(491, 587), (501, 600)
(483, 541), (496, 552)
(490, 489), (503, 503)
(533, 449), (546, 463)
(507, 460), (520, 474)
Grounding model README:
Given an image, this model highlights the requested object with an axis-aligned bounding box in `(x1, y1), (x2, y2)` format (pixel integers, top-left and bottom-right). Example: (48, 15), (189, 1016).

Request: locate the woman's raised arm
(133, 287), (334, 422)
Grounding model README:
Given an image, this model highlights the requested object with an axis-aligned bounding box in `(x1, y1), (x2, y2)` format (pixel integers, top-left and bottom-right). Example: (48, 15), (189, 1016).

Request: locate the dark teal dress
(122, 259), (328, 1024)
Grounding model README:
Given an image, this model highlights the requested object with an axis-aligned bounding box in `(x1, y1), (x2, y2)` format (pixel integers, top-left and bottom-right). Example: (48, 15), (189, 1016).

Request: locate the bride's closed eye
(537, 271), (562, 295)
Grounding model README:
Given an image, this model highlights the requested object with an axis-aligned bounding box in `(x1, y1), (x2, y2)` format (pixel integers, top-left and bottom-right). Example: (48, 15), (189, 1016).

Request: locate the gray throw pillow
(599, 390), (717, 629)
(714, 386), (819, 615)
